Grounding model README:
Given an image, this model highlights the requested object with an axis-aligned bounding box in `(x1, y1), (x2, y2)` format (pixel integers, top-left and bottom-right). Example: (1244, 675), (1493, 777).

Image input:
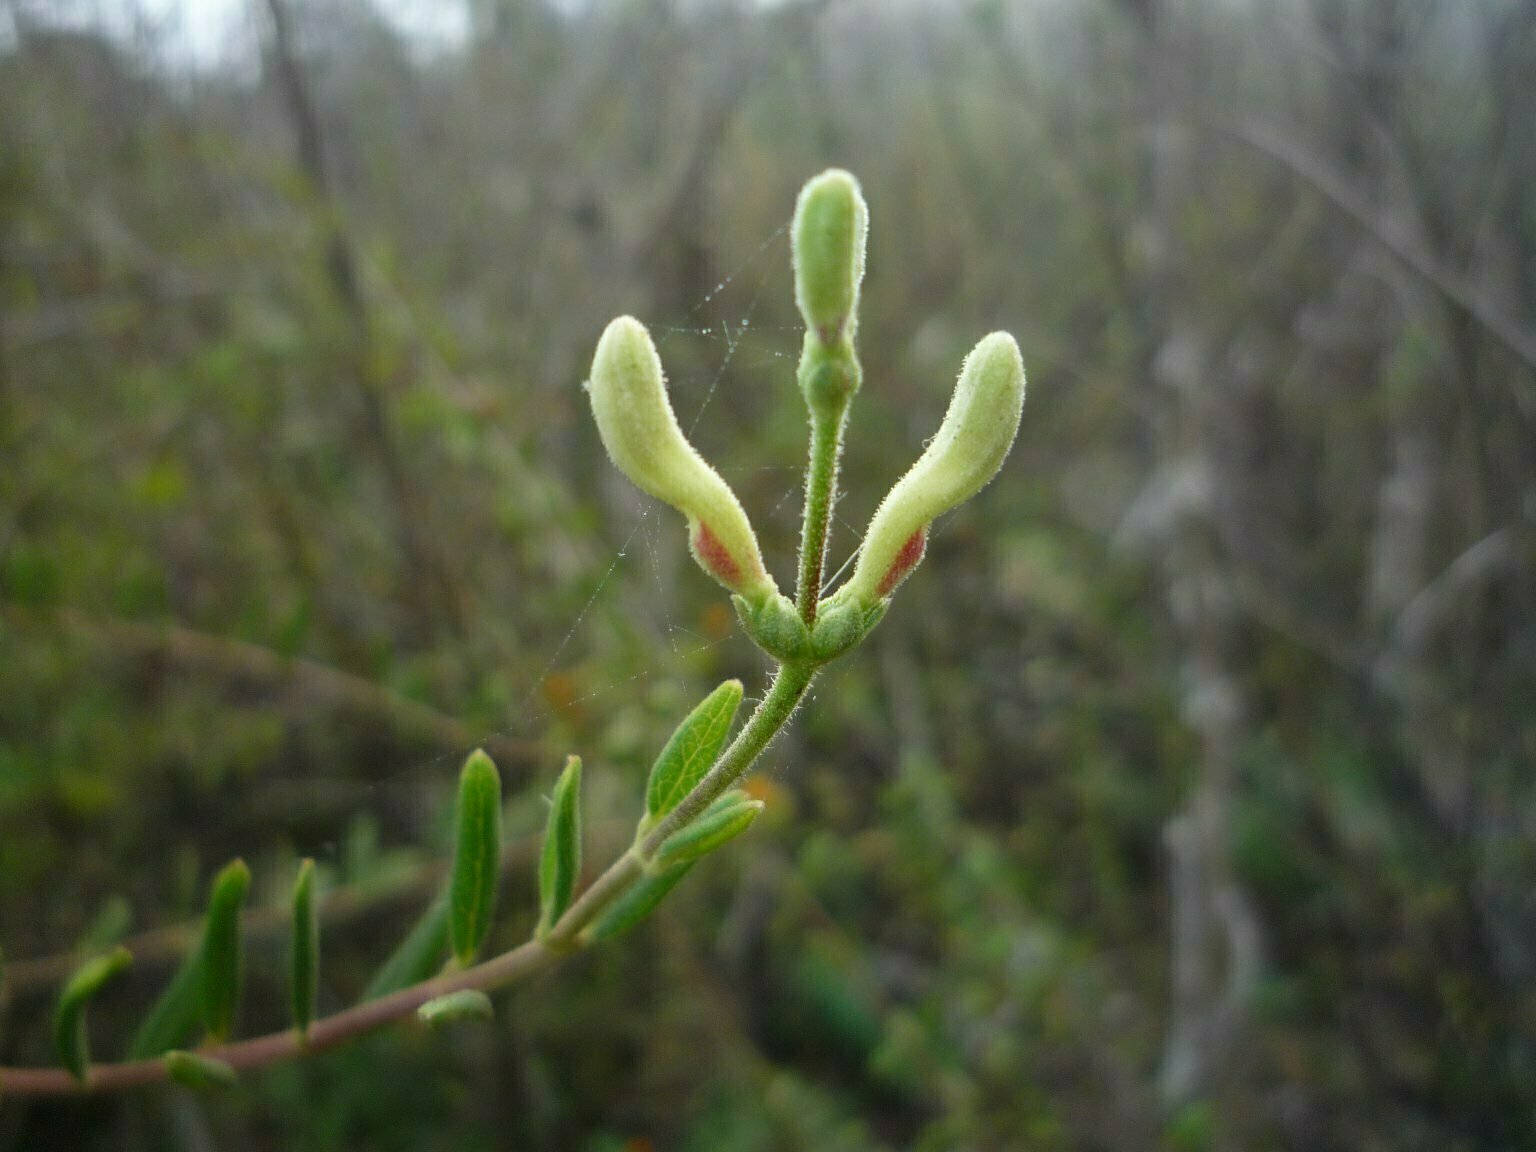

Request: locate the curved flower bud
(838, 332), (1025, 608)
(792, 169), (868, 349)
(588, 316), (777, 604)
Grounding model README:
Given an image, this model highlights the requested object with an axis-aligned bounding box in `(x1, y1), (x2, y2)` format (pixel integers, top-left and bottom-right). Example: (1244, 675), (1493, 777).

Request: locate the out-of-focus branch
(259, 0), (465, 638)
(1202, 117), (1536, 375)
(3, 605), (537, 769)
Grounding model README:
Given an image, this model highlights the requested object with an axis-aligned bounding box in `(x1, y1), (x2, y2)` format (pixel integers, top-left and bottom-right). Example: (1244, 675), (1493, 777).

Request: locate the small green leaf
(644, 680), (743, 828)
(201, 859), (251, 1043)
(128, 952), (203, 1059)
(163, 1050), (237, 1090)
(54, 947), (132, 1082)
(417, 989), (494, 1027)
(363, 899), (448, 1001)
(290, 858), (319, 1037)
(449, 750), (502, 968)
(537, 756), (583, 938)
(77, 896), (133, 953)
(584, 862), (696, 943)
(653, 794), (763, 870)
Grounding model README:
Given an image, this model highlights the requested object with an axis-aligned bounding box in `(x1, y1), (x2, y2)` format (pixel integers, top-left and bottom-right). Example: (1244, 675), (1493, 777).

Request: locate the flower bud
(839, 332), (1025, 607)
(588, 316), (777, 603)
(792, 169), (868, 348)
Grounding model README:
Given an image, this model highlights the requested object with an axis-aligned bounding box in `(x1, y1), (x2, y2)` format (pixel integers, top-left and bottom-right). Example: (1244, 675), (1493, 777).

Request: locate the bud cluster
(586, 169), (1025, 667)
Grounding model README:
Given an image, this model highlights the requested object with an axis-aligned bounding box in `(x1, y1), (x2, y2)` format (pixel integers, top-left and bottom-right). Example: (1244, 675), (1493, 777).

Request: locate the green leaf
(449, 750), (502, 967)
(127, 952), (203, 1059)
(537, 755), (583, 938)
(644, 680), (743, 828)
(363, 898), (449, 1001)
(653, 793), (763, 870)
(54, 947), (132, 1082)
(163, 1050), (237, 1090)
(417, 989), (494, 1027)
(201, 859), (251, 1043)
(584, 862), (696, 943)
(290, 858), (319, 1037)
(77, 896), (133, 953)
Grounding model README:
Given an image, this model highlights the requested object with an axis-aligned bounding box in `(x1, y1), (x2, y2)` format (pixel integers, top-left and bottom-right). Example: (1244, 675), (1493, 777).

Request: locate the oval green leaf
(128, 952), (203, 1059)
(584, 862), (696, 944)
(54, 947), (132, 1082)
(449, 750), (502, 968)
(537, 755), (583, 938)
(163, 1049), (238, 1090)
(363, 898), (448, 1001)
(201, 859), (251, 1043)
(290, 858), (319, 1037)
(417, 989), (494, 1028)
(653, 794), (763, 870)
(643, 680), (743, 828)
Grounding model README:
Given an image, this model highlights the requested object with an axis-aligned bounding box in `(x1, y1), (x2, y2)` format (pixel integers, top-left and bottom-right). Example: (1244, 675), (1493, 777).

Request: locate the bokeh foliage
(1, 0), (1533, 1148)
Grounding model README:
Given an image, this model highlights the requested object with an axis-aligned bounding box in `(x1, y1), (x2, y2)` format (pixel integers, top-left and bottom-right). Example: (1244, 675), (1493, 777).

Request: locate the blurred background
(2, 0), (1534, 1148)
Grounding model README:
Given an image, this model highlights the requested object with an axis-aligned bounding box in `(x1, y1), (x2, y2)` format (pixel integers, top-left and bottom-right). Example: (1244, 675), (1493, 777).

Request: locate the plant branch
(0, 663), (819, 1096)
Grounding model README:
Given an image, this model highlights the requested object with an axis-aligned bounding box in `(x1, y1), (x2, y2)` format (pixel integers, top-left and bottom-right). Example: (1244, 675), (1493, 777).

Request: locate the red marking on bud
(692, 522), (743, 586)
(877, 528), (927, 597)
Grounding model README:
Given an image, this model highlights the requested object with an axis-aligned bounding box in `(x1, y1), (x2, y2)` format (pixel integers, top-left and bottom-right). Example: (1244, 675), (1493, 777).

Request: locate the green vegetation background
(1, 1), (1533, 1148)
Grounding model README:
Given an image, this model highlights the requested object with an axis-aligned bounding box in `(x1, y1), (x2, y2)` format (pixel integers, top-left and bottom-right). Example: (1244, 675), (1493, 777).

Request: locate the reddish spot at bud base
(877, 528), (927, 597)
(692, 522), (742, 586)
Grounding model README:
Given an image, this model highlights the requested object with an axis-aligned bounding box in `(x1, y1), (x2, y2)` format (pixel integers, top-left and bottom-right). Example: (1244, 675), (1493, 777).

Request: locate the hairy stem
(796, 411), (847, 624)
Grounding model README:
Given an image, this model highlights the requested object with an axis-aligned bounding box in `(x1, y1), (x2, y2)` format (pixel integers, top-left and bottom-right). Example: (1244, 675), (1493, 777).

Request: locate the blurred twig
(1202, 117), (1536, 376)
(3, 605), (538, 768)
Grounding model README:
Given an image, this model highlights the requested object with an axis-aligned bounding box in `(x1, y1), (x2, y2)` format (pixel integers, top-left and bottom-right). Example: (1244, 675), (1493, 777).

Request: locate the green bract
(587, 316), (777, 605)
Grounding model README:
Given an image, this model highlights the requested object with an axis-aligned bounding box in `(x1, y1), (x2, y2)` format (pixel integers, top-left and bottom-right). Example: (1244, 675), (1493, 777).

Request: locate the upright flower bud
(588, 316), (778, 604)
(792, 169), (868, 349)
(837, 332), (1025, 608)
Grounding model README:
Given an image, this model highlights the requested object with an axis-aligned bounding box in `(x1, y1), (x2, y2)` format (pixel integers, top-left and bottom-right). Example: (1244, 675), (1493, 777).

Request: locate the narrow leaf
(653, 795), (763, 870)
(77, 896), (133, 953)
(290, 858), (319, 1037)
(163, 1050), (237, 1090)
(585, 862), (696, 943)
(644, 680), (743, 827)
(54, 947), (132, 1082)
(449, 750), (502, 967)
(363, 898), (448, 1001)
(536, 755), (583, 938)
(201, 859), (251, 1043)
(128, 952), (203, 1059)
(417, 989), (494, 1027)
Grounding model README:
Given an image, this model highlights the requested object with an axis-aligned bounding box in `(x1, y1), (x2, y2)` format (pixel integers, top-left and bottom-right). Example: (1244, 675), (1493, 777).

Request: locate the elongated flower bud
(839, 332), (1025, 607)
(793, 169), (868, 348)
(588, 316), (777, 604)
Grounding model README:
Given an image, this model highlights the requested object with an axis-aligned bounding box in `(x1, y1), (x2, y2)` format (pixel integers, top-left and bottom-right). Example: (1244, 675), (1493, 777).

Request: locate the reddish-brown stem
(0, 940), (555, 1096)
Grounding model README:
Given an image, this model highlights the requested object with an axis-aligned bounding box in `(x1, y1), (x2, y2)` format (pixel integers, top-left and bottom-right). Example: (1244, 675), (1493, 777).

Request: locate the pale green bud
(588, 316), (777, 604)
(839, 332), (1025, 608)
(792, 169), (868, 348)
